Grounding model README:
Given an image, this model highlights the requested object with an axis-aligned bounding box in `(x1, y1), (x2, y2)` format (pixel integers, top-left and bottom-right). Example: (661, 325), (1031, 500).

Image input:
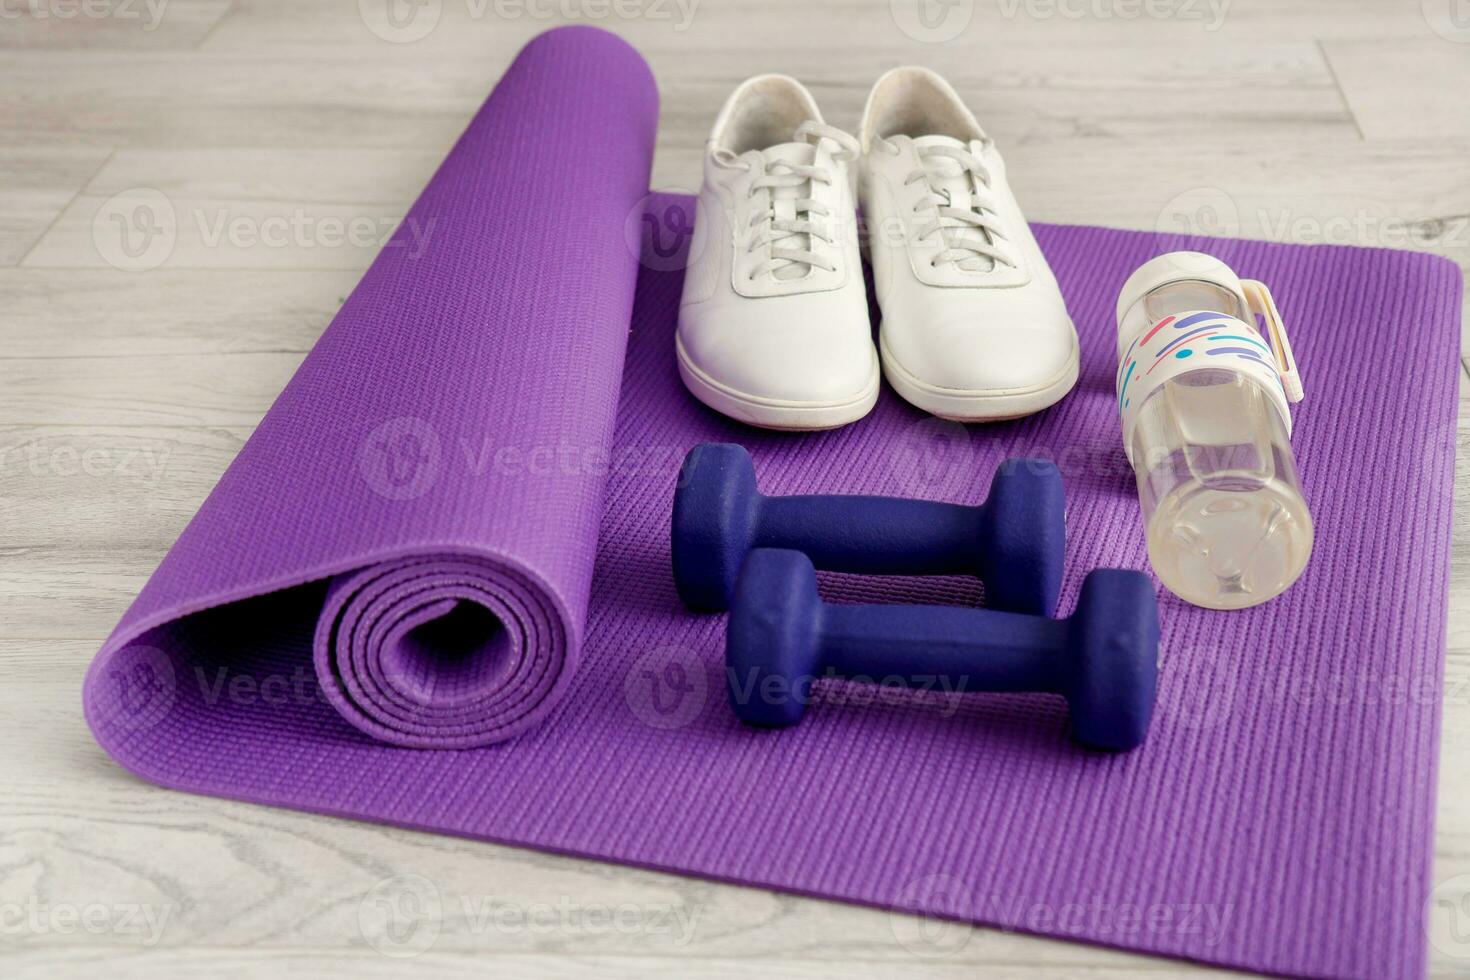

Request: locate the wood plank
(0, 550), (155, 640)
(0, 269), (351, 357)
(0, 53), (485, 150)
(86, 148), (444, 203)
(0, 351), (298, 425)
(0, 425), (239, 550)
(203, 0), (1436, 53)
(32, 133), (1470, 274)
(0, 39), (1350, 151)
(0, 146), (112, 265)
(22, 148), (446, 270)
(1324, 39), (1470, 140)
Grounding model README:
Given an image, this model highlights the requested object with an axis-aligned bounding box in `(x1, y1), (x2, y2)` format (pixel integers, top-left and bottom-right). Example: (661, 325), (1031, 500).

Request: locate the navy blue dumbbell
(672, 443), (1065, 615)
(726, 549), (1159, 751)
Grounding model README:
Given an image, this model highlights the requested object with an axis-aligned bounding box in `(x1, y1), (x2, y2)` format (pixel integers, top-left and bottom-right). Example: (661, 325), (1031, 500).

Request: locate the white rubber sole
(878, 332), (1081, 422)
(676, 334), (881, 431)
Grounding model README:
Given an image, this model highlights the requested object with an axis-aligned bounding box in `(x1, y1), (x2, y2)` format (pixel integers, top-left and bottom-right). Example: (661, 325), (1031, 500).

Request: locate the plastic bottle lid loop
(1240, 279), (1304, 403)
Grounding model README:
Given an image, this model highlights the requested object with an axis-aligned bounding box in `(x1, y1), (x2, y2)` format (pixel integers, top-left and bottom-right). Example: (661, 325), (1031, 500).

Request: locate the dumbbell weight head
(672, 443), (760, 611)
(978, 459), (1066, 615)
(725, 547), (824, 727)
(1063, 569), (1160, 751)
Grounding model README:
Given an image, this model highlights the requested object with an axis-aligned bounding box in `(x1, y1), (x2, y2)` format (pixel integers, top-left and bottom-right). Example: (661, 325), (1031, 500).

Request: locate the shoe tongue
(759, 141), (818, 281)
(911, 134), (969, 152)
(761, 141), (816, 166)
(909, 135), (992, 272)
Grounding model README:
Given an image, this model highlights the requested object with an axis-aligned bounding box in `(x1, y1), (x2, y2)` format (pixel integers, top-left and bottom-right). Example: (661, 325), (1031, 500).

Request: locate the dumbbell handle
(755, 495), (984, 576)
(817, 602), (1067, 694)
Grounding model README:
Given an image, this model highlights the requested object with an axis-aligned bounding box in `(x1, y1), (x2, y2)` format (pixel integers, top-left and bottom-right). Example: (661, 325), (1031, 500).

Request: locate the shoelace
(721, 122), (860, 282)
(877, 135), (1014, 272)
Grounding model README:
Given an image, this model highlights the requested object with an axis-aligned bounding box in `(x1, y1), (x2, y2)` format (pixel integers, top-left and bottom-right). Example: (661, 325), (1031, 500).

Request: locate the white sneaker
(858, 67), (1079, 421)
(677, 75), (880, 431)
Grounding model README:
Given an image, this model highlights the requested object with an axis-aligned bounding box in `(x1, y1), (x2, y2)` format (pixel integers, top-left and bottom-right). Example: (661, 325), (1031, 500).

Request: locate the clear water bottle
(1115, 252), (1312, 610)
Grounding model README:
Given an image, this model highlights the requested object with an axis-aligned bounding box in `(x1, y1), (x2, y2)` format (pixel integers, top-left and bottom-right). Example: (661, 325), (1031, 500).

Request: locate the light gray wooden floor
(3, 1), (1469, 977)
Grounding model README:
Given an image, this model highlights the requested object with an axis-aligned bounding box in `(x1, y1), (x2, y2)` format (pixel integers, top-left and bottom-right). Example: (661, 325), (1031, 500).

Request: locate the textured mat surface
(84, 26), (1461, 980)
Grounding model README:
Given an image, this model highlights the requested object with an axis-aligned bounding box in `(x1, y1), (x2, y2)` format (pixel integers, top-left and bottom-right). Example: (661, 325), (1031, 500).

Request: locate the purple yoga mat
(84, 26), (1460, 980)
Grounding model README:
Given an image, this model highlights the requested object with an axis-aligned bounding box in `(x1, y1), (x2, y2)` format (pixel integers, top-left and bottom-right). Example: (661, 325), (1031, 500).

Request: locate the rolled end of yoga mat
(83, 26), (658, 750)
(315, 560), (570, 747)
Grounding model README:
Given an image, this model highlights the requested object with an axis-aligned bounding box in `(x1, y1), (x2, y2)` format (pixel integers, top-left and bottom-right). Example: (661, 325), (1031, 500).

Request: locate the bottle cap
(1114, 253), (1304, 462)
(1115, 252), (1250, 353)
